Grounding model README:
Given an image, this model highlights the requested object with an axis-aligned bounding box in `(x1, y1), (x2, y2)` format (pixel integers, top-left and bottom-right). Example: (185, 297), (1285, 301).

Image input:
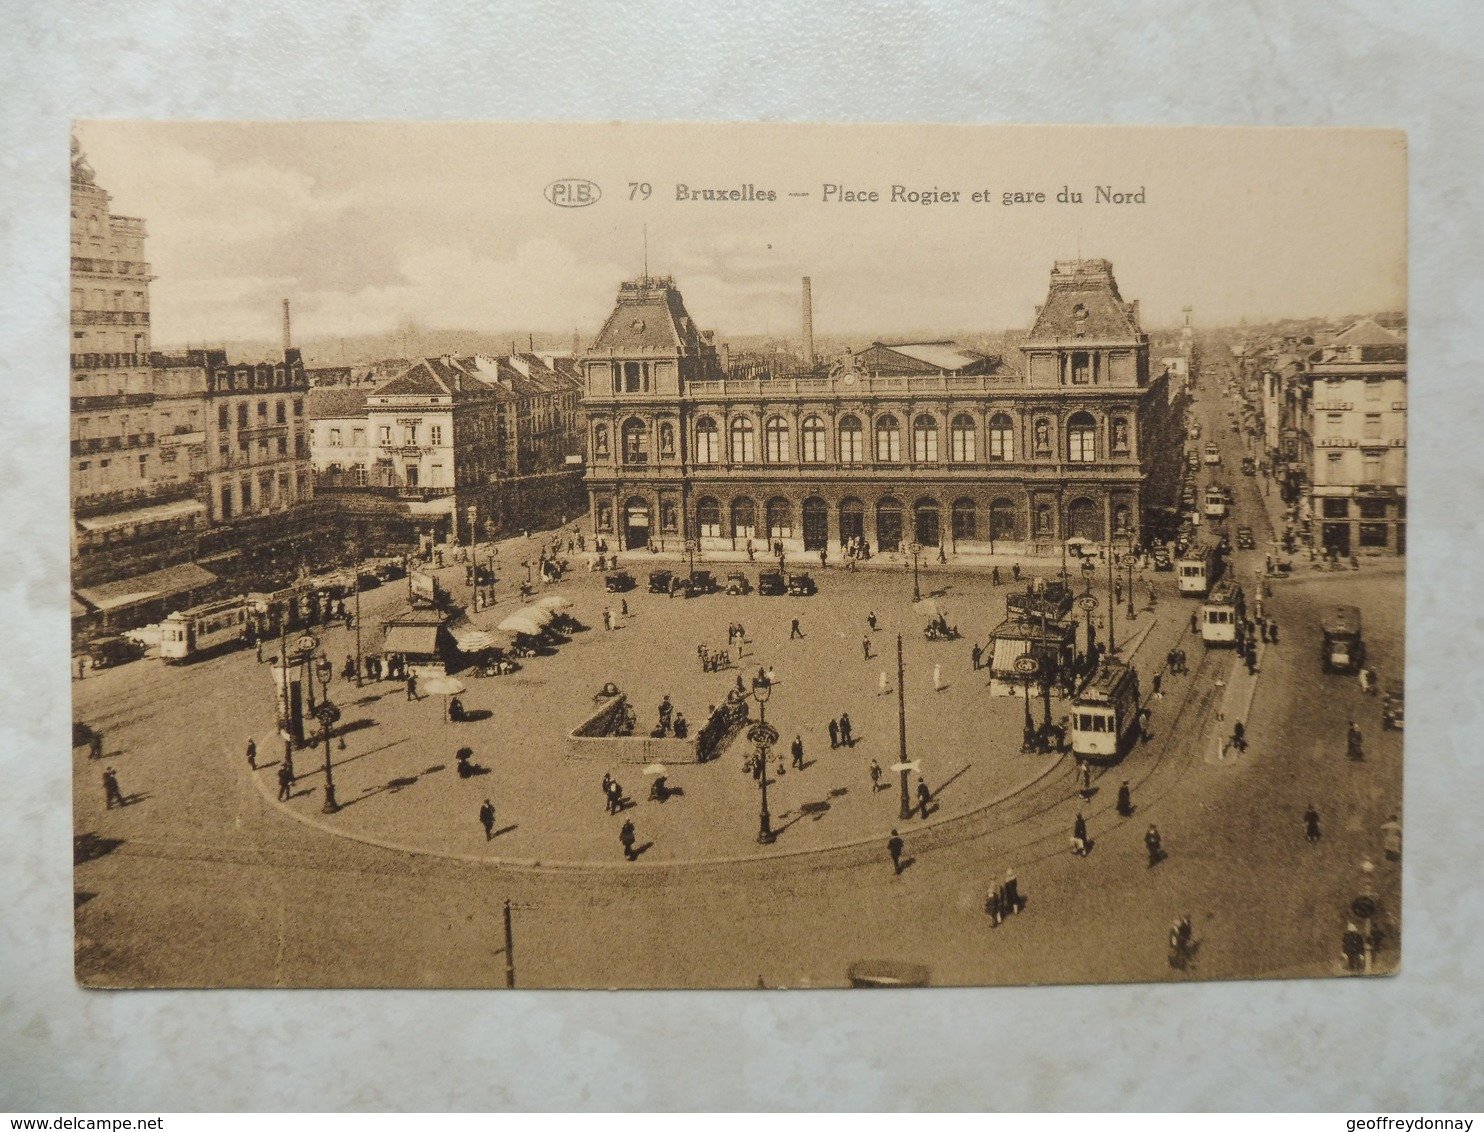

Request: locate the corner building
(581, 261), (1181, 558)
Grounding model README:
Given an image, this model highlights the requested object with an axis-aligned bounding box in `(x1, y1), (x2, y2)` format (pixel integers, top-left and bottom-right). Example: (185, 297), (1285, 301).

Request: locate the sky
(73, 122), (1407, 348)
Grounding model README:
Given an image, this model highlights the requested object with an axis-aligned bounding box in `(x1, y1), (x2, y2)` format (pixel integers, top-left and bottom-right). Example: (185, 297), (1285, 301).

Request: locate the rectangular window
(220, 485), (233, 519)
(352, 428), (365, 447)
(276, 401), (287, 424)
(293, 399), (303, 417)
(258, 401), (268, 419)
(430, 425), (443, 445)
(218, 405), (230, 431)
(278, 436), (288, 456)
(237, 403), (249, 428)
(1322, 498), (1350, 519)
(1359, 522), (1389, 548)
(1365, 379), (1382, 401)
(404, 426), (417, 445)
(138, 454), (147, 476)
(1364, 452), (1381, 478)
(329, 428), (342, 446)
(380, 426), (392, 445)
(240, 480), (252, 509)
(1364, 414), (1382, 440)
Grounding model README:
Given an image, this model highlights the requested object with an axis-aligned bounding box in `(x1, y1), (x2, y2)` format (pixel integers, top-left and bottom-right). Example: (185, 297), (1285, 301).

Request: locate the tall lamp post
(907, 542), (923, 603)
(309, 652), (340, 813)
(747, 677), (778, 844)
(1077, 593), (1099, 666)
(1124, 552), (1139, 621)
(349, 540), (363, 687)
(896, 633), (914, 820)
(1014, 653), (1040, 752)
(1106, 548), (1118, 655)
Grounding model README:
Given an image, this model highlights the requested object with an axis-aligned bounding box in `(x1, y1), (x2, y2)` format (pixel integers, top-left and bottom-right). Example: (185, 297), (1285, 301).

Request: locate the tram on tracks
(1199, 580), (1246, 647)
(1176, 543), (1220, 597)
(159, 597), (249, 663)
(1070, 660), (1143, 761)
(1202, 484), (1228, 520)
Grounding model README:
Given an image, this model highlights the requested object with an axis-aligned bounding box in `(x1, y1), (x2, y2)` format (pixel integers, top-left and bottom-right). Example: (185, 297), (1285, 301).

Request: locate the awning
(71, 598), (90, 620)
(990, 636), (1031, 672)
(76, 499), (206, 533)
(382, 624), (441, 656)
(446, 623), (500, 652)
(74, 562), (218, 613)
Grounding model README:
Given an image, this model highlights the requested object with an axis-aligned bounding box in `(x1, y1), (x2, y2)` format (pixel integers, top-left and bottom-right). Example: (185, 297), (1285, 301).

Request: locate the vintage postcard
(70, 122), (1405, 988)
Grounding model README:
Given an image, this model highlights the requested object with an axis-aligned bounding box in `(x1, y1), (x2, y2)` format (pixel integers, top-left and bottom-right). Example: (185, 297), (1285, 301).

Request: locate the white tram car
(1070, 660), (1142, 762)
(1199, 581), (1246, 647)
(1176, 544), (1219, 597)
(159, 597), (248, 663)
(1202, 485), (1228, 520)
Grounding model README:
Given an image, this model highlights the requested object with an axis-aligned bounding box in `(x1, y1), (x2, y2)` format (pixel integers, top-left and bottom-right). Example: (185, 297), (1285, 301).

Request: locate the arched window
(766, 497), (793, 539)
(913, 497), (941, 546)
(876, 496), (904, 551)
(764, 415), (790, 463)
(952, 497), (977, 540)
(839, 497), (865, 547)
(913, 415), (939, 463)
(730, 417), (755, 463)
(951, 414), (976, 462)
(696, 496), (722, 538)
(731, 497), (756, 539)
(800, 415), (827, 463)
(694, 417), (718, 463)
(1068, 412), (1097, 463)
(1111, 416), (1131, 456)
(1067, 496), (1103, 540)
(592, 423), (609, 457)
(990, 497), (1019, 541)
(622, 417), (648, 464)
(838, 415), (863, 464)
(875, 414), (901, 462)
(989, 413), (1014, 461)
(658, 421), (675, 457)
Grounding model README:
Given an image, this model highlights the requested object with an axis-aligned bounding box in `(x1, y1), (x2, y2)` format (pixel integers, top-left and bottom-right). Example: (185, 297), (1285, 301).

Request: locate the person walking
(1003, 867), (1019, 914)
(245, 738), (257, 770)
(985, 885), (1002, 927)
(1072, 812), (1089, 856)
(828, 718), (840, 750)
(406, 672), (419, 701)
(862, 635), (872, 662)
(277, 762), (294, 801)
(1077, 760), (1093, 800)
(932, 663), (943, 692)
(1011, 563), (1021, 582)
(1116, 780), (1133, 817)
(916, 776), (932, 819)
(886, 829), (905, 875)
(790, 618), (803, 640)
(867, 610), (878, 632)
(839, 713), (853, 747)
(601, 772), (613, 811)
(1190, 610), (1199, 634)
(1304, 804), (1322, 843)
(620, 819), (637, 861)
(88, 728), (104, 761)
(1269, 620), (1280, 645)
(971, 643), (983, 671)
(991, 565), (1001, 586)
(1145, 823), (1163, 867)
(1231, 720), (1246, 752)
(869, 758), (882, 792)
(479, 798), (496, 841)
(790, 735), (805, 770)
(102, 767), (126, 810)
(1347, 720), (1364, 761)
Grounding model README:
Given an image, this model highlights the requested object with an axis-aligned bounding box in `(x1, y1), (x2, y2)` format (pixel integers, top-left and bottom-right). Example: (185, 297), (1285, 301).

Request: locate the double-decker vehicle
(1070, 660), (1143, 761)
(1176, 543), (1219, 597)
(1200, 581), (1246, 647)
(1203, 485), (1228, 520)
(159, 597), (249, 663)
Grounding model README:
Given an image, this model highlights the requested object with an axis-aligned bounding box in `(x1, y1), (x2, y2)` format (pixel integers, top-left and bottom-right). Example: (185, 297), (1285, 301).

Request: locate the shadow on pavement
(74, 832), (124, 864)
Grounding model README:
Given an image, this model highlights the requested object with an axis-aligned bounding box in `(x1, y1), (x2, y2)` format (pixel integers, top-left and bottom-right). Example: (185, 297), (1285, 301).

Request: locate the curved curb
(251, 744), (1068, 874)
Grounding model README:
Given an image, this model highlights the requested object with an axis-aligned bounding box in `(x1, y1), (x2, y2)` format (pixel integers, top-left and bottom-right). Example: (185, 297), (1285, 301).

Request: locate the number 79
(629, 182), (651, 200)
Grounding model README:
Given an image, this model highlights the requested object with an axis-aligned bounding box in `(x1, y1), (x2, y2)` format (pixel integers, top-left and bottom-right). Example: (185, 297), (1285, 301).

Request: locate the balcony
(71, 310), (150, 326)
(72, 432), (156, 456)
(71, 257), (152, 276)
(158, 429), (206, 447)
(71, 352), (148, 370)
(71, 391), (156, 411)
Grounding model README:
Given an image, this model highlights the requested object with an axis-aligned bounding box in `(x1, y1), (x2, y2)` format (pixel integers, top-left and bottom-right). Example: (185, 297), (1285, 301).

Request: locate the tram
(1202, 485), (1228, 520)
(159, 597), (249, 663)
(1070, 660), (1142, 761)
(1199, 581), (1246, 647)
(1176, 543), (1219, 597)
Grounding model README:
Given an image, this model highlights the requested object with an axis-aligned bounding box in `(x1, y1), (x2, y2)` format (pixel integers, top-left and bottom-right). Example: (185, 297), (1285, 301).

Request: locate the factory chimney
(801, 276), (815, 368)
(282, 298), (292, 351)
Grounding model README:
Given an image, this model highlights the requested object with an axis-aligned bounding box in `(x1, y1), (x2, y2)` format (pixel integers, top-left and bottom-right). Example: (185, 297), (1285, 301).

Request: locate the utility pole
(503, 899), (516, 988)
(897, 633), (912, 821)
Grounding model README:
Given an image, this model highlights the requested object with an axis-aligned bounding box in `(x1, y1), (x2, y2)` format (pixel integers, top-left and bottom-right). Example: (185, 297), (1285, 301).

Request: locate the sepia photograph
(68, 121), (1406, 990)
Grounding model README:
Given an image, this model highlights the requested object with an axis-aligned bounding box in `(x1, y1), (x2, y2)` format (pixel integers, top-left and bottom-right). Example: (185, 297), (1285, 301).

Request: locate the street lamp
(308, 653), (341, 813)
(1013, 653), (1040, 752)
(1077, 593), (1099, 667)
(907, 541), (922, 603)
(349, 539), (363, 687)
(747, 677), (777, 844)
(1106, 548), (1118, 655)
(1124, 552), (1139, 621)
(1080, 556), (1096, 596)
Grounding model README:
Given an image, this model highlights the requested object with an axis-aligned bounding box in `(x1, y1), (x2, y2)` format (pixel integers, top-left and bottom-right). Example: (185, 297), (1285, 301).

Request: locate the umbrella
(1064, 536), (1093, 548)
(422, 675), (465, 696)
(921, 598), (946, 620)
(498, 610), (548, 635)
(535, 594), (573, 610)
(642, 762), (666, 776)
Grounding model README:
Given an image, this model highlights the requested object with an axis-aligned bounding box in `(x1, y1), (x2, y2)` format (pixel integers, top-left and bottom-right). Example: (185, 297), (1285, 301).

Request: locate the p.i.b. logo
(545, 178), (602, 208)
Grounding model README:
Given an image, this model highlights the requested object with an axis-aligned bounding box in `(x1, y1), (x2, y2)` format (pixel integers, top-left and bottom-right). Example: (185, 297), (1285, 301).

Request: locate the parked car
(84, 635), (145, 670)
(1236, 526), (1255, 550)
(1381, 680), (1404, 730)
(1241, 456), (1257, 476)
(725, 571), (750, 595)
(757, 570), (786, 596)
(685, 570), (717, 597)
(1152, 546), (1173, 571)
(647, 570), (674, 594)
(786, 571), (817, 596)
(604, 571), (635, 593)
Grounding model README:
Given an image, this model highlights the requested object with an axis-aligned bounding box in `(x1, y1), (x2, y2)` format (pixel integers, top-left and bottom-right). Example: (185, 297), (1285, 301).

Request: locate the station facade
(581, 261), (1182, 560)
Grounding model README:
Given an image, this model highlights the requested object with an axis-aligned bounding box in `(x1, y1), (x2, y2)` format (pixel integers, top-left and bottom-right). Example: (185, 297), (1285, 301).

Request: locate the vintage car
(1381, 680), (1404, 731)
(725, 571), (750, 595)
(1236, 526), (1255, 550)
(604, 570), (636, 593)
(757, 570), (787, 596)
(647, 569), (674, 594)
(1241, 456), (1257, 476)
(84, 634), (146, 669)
(786, 571), (817, 596)
(1151, 546), (1173, 571)
(685, 570), (718, 596)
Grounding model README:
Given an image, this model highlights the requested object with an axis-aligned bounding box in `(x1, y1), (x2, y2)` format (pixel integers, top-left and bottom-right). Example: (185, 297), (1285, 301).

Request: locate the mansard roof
(378, 356), (482, 397)
(1024, 258), (1143, 344)
(590, 275), (710, 354)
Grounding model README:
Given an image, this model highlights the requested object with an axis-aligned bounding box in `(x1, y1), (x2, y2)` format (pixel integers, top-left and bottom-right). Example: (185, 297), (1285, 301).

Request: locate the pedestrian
(937, 545), (947, 564)
(932, 663), (943, 692)
(1269, 620), (1279, 645)
(1072, 812), (1089, 856)
(256, 639), (265, 663)
(862, 636), (872, 661)
(1145, 823), (1163, 867)
(840, 713), (853, 747)
(867, 610), (878, 632)
(102, 767), (126, 809)
(887, 829), (905, 874)
(1177, 648), (1188, 673)
(277, 762), (294, 801)
(479, 798), (496, 840)
(406, 672), (419, 701)
(602, 607), (611, 631)
(916, 776), (931, 819)
(1116, 780), (1133, 817)
(1304, 804), (1321, 843)
(971, 643), (983, 671)
(342, 653), (356, 680)
(1012, 563), (1021, 582)
(601, 772), (613, 810)
(868, 759), (883, 794)
(1114, 580), (1123, 604)
(820, 549), (828, 569)
(828, 718), (840, 749)
(1003, 867), (1019, 914)
(791, 735), (805, 770)
(246, 738), (257, 770)
(1152, 672), (1163, 698)
(1342, 922), (1366, 973)
(1232, 720), (1246, 752)
(790, 618), (803, 640)
(620, 598), (629, 617)
(658, 694), (674, 733)
(620, 819), (637, 861)
(1190, 611), (1199, 634)
(986, 885), (1001, 926)
(992, 566), (1001, 586)
(879, 670), (889, 695)
(76, 655), (88, 681)
(1078, 760), (1093, 800)
(1347, 720), (1364, 761)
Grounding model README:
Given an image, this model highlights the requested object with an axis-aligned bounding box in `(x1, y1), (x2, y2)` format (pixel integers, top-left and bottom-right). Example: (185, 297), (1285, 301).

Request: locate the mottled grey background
(3, 0), (1481, 1111)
